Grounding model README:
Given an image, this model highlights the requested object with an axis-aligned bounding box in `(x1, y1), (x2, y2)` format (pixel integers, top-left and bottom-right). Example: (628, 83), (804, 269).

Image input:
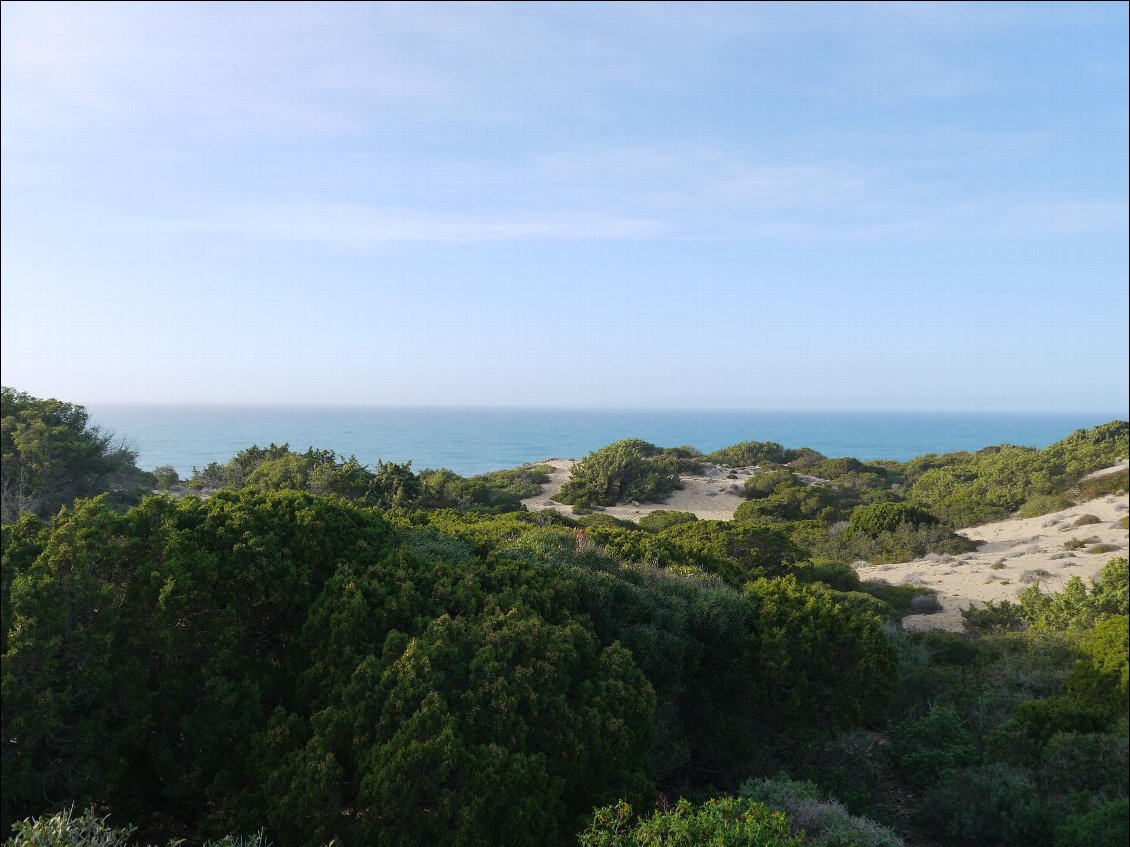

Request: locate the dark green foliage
(917, 763), (1048, 846)
(189, 444), (545, 514)
(637, 510), (697, 533)
(786, 559), (861, 592)
(1, 387), (151, 522)
(818, 520), (977, 565)
(1039, 732), (1129, 810)
(706, 441), (812, 468)
(1076, 468), (1129, 500)
(856, 580), (934, 616)
(1052, 798), (1130, 847)
(790, 731), (886, 817)
(849, 502), (938, 536)
(888, 706), (978, 787)
(1006, 697), (1112, 747)
(578, 798), (802, 847)
(1, 493), (658, 846)
(734, 482), (845, 525)
(742, 469), (800, 499)
(555, 440), (681, 507)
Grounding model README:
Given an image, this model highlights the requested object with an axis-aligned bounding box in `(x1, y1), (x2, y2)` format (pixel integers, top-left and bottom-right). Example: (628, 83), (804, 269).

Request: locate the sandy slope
(859, 489), (1128, 632)
(522, 460), (1128, 633)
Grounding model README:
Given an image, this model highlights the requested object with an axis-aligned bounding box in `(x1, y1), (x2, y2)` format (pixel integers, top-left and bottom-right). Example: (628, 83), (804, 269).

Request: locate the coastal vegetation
(2, 388), (1128, 847)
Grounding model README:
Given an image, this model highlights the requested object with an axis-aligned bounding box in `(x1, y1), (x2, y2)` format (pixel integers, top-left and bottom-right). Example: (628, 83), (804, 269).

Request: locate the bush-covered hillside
(3, 390), (1127, 847)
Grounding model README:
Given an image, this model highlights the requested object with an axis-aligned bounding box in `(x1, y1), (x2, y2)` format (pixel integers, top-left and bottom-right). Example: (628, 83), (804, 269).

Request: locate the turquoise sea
(85, 406), (1124, 480)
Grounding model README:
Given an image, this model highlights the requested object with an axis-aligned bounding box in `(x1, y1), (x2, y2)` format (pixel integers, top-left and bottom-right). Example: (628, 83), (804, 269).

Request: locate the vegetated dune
(523, 461), (1129, 633)
(521, 458), (754, 521)
(859, 483), (1128, 632)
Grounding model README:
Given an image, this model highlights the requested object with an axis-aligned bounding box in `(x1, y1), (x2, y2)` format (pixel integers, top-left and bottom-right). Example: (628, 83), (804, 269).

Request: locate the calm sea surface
(84, 406), (1123, 479)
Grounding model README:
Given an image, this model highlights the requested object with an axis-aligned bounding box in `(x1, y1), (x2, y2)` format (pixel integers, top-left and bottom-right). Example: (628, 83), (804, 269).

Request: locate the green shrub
(742, 470), (800, 499)
(856, 581), (934, 615)
(787, 559), (861, 592)
(1065, 614), (1129, 713)
(1120, 516), (1129, 530)
(1089, 543), (1120, 554)
(1064, 537), (1088, 550)
(555, 440), (681, 507)
(706, 441), (811, 468)
(961, 599), (1027, 633)
(3, 807), (139, 847)
(1, 387), (152, 522)
(1007, 697), (1112, 747)
(917, 763), (1048, 846)
(818, 520), (976, 565)
(1076, 468), (1129, 501)
(1019, 558), (1128, 632)
(849, 502), (938, 536)
(1053, 798), (1130, 847)
(637, 510), (697, 533)
(739, 776), (904, 847)
(578, 798), (802, 847)
(151, 465), (179, 490)
(1018, 493), (1074, 518)
(1039, 732), (1129, 809)
(888, 706), (978, 787)
(793, 731), (885, 817)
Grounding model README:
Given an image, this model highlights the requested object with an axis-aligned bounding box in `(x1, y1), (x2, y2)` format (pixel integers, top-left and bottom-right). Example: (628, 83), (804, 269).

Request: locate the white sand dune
(522, 460), (1128, 633)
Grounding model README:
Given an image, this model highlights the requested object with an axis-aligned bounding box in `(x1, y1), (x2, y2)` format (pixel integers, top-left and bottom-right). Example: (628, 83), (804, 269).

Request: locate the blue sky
(2, 1), (1127, 412)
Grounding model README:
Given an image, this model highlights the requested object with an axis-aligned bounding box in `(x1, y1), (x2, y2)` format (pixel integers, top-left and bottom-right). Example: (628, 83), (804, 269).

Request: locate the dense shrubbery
(2, 490), (896, 845)
(4, 399), (1128, 847)
(555, 440), (682, 508)
(188, 443), (552, 513)
(1, 388), (152, 523)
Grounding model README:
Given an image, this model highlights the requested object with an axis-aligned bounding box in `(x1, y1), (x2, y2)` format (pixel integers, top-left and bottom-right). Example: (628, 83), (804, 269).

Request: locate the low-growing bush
(556, 440), (681, 507)
(1039, 732), (1129, 809)
(818, 520), (977, 565)
(1018, 493), (1073, 518)
(849, 502), (938, 536)
(1076, 468), (1129, 501)
(917, 763), (1048, 846)
(1072, 514), (1101, 526)
(907, 593), (942, 614)
(793, 731), (886, 817)
(787, 559), (861, 592)
(857, 581), (934, 616)
(1089, 543), (1119, 554)
(888, 705), (978, 787)
(2, 807), (270, 847)
(1052, 798), (1130, 847)
(578, 797), (802, 847)
(1006, 696), (1112, 747)
(739, 776), (904, 847)
(637, 510), (697, 533)
(961, 600), (1027, 633)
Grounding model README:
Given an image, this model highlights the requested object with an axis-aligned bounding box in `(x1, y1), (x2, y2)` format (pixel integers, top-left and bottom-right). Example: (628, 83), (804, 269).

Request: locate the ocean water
(84, 406), (1123, 480)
